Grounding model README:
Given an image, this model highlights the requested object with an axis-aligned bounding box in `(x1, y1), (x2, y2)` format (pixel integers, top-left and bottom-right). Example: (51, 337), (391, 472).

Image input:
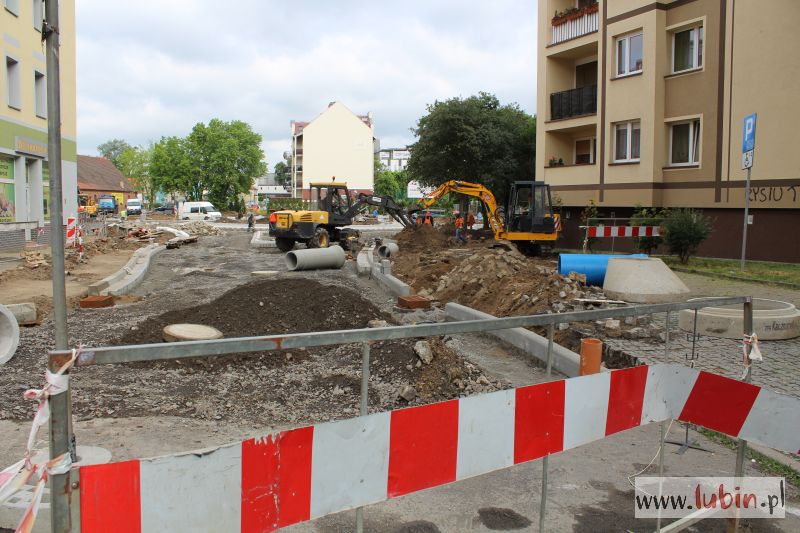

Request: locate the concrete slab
(163, 323), (224, 342)
(444, 302), (587, 378)
(4, 302), (37, 325)
(603, 257), (690, 303)
(371, 261), (411, 297)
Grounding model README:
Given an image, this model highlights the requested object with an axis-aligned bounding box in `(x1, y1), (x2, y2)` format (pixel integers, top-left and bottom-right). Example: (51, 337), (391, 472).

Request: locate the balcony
(551, 6), (599, 45)
(550, 85), (597, 121)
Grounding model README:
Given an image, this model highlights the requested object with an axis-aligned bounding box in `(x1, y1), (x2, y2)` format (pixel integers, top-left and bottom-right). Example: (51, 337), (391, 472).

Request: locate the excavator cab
(312, 183), (352, 225)
(506, 181), (555, 234)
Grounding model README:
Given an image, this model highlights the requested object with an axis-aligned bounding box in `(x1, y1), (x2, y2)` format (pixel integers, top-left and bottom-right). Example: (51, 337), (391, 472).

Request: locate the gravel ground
(0, 231), (504, 429)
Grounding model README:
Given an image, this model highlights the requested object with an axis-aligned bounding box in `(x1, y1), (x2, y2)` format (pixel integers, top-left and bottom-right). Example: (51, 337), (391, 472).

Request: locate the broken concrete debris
(414, 340), (434, 364)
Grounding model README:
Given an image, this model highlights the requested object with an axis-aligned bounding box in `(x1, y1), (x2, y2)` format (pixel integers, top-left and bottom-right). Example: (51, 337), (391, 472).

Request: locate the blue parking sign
(742, 113), (756, 153)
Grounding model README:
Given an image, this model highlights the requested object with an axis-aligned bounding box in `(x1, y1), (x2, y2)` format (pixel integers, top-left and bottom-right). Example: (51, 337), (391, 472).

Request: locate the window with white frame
(575, 138), (596, 164)
(32, 0), (43, 30)
(672, 26), (703, 73)
(616, 33), (643, 76)
(34, 71), (46, 118)
(4, 0), (19, 16)
(670, 119), (700, 165)
(6, 57), (21, 110)
(613, 121), (640, 162)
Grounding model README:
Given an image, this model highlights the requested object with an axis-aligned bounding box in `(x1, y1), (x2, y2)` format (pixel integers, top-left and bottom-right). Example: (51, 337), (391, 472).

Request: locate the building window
(613, 121), (640, 162)
(4, 0), (19, 16)
(34, 71), (46, 118)
(6, 57), (21, 110)
(32, 0), (43, 30)
(575, 138), (596, 164)
(670, 119), (701, 165)
(616, 33), (643, 76)
(673, 26), (703, 73)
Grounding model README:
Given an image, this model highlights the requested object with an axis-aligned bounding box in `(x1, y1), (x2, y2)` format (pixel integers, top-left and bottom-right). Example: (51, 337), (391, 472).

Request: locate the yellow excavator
(412, 180), (560, 255)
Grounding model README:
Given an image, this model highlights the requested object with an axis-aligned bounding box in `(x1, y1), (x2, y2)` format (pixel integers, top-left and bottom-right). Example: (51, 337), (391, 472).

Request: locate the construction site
(2, 189), (800, 532)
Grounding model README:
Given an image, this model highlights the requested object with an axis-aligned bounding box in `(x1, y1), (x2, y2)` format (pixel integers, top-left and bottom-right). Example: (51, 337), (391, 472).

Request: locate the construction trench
(1, 223), (799, 532)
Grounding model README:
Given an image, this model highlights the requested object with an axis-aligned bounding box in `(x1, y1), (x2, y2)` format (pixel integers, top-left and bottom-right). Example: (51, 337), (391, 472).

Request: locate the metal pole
(356, 341), (371, 533)
(656, 421), (666, 533)
(539, 324), (555, 533)
(664, 311), (670, 358)
(730, 299), (753, 533)
(740, 166), (752, 270)
(44, 1), (73, 531)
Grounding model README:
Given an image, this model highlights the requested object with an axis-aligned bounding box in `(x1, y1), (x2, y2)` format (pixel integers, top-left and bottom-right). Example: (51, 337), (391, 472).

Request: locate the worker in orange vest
(467, 211), (476, 230)
(454, 213), (467, 243)
(423, 211), (433, 225)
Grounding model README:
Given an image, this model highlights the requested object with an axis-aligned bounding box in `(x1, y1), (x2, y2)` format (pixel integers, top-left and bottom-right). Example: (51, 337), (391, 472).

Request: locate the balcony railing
(551, 9), (599, 45)
(550, 85), (597, 121)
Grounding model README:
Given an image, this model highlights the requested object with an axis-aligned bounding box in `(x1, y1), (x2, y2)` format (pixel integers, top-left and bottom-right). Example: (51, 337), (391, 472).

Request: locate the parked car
(126, 198), (142, 215)
(153, 203), (175, 214)
(178, 201), (222, 221)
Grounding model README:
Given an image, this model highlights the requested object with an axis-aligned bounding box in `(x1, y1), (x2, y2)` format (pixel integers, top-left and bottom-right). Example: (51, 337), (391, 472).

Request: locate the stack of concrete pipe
(285, 246), (347, 271)
(377, 242), (399, 259)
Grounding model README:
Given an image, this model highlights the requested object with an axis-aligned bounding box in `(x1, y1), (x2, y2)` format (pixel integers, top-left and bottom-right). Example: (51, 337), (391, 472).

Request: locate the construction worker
(467, 211), (476, 230)
(423, 211), (433, 225)
(454, 213), (467, 243)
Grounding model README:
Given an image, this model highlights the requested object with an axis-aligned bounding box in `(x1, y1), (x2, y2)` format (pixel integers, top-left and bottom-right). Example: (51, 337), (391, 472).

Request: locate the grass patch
(698, 428), (800, 488)
(661, 256), (800, 286)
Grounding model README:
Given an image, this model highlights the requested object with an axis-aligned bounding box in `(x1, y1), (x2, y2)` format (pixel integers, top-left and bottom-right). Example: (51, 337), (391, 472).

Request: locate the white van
(179, 201), (222, 221)
(126, 198), (142, 215)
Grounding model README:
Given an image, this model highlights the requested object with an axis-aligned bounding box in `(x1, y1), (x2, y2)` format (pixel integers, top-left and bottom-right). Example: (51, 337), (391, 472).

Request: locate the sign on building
(407, 181), (433, 199)
(741, 113), (756, 169)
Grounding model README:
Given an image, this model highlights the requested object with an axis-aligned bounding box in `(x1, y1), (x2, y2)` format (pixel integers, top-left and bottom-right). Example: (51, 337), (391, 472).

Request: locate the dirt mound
(393, 224), (451, 253)
(119, 278), (389, 345)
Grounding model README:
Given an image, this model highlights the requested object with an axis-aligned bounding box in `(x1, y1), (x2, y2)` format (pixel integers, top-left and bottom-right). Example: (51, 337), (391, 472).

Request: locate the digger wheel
(308, 227), (330, 248)
(275, 238), (295, 252)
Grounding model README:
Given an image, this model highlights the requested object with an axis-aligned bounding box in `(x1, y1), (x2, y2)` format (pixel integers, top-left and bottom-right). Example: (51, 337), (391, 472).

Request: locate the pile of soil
(0, 278), (504, 425)
(393, 224), (452, 253)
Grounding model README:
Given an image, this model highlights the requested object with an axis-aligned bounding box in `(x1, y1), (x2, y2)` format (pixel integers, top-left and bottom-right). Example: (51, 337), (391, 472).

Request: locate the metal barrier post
(356, 341), (371, 533)
(731, 298), (753, 533)
(539, 324), (555, 533)
(656, 421), (666, 533)
(48, 360), (74, 533)
(664, 311), (670, 357)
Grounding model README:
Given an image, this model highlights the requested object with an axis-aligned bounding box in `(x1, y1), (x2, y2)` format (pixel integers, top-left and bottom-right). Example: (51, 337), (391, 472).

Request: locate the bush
(664, 208), (712, 264)
(630, 205), (666, 254)
(267, 198), (307, 212)
(580, 200), (600, 252)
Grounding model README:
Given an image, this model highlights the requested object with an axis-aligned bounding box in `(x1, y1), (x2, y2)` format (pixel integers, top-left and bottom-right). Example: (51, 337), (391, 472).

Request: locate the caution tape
(0, 347), (80, 533)
(741, 333), (762, 380)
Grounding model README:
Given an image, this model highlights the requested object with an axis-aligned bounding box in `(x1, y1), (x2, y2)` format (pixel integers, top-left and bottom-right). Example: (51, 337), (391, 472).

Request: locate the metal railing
(550, 85), (597, 120)
(551, 9), (599, 45)
(46, 296), (754, 533)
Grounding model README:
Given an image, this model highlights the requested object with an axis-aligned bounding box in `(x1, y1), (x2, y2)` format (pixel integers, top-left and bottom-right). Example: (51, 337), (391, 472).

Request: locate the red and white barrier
(587, 225), (660, 238)
(77, 364), (799, 532)
(66, 217), (77, 246)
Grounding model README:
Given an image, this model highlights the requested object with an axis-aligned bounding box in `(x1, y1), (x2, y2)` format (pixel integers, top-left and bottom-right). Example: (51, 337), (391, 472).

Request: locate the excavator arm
(413, 180), (505, 238)
(347, 193), (415, 227)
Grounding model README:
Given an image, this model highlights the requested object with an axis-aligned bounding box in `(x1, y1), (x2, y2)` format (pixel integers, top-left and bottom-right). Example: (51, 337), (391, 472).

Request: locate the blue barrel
(558, 253), (648, 286)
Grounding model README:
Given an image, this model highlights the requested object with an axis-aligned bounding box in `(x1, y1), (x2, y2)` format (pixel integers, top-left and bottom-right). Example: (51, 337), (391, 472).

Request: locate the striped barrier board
(66, 217), (77, 246)
(587, 226), (660, 238)
(77, 364), (800, 532)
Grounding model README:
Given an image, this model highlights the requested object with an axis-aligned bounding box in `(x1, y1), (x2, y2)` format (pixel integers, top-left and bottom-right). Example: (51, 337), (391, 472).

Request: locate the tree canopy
(118, 145), (155, 207)
(149, 136), (195, 199)
(406, 92), (535, 201)
(97, 138), (132, 170)
(274, 161), (290, 186)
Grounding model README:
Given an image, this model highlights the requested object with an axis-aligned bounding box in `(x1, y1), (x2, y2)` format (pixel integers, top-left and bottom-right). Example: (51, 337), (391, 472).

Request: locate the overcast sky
(76, 0), (537, 168)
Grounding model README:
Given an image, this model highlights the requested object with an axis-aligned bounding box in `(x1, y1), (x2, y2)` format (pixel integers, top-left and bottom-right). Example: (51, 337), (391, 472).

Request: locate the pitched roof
(77, 155), (135, 192)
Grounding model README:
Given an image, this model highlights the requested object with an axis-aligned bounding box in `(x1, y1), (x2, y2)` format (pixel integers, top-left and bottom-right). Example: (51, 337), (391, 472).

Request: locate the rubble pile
(180, 221), (222, 236)
(22, 250), (48, 269)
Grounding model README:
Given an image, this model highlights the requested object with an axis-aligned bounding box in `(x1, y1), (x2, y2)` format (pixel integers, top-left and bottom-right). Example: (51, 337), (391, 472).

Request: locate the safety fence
(7, 295), (799, 533)
(581, 216), (665, 253)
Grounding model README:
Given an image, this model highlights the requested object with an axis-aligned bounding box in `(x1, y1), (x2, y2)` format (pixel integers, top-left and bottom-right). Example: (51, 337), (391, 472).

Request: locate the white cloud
(76, 0), (537, 166)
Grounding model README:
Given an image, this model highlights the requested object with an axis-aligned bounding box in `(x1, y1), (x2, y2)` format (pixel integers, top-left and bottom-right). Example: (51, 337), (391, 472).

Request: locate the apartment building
(536, 0), (800, 262)
(290, 101), (376, 199)
(378, 147), (411, 172)
(0, 0), (77, 240)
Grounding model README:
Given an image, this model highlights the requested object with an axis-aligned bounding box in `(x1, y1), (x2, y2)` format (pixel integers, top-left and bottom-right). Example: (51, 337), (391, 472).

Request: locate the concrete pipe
(377, 242), (399, 259)
(0, 304), (20, 365)
(285, 245), (346, 271)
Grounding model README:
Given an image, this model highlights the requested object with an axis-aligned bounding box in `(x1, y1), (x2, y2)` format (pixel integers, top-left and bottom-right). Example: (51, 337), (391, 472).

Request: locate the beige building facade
(290, 102), (375, 199)
(537, 0), (800, 261)
(1, 0), (77, 235)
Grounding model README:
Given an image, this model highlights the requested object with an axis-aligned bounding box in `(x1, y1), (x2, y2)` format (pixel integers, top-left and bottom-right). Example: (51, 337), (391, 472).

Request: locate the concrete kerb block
(444, 302), (595, 378)
(371, 261), (411, 297)
(356, 251), (372, 276)
(250, 231), (277, 248)
(5, 302), (37, 325)
(89, 244), (165, 297)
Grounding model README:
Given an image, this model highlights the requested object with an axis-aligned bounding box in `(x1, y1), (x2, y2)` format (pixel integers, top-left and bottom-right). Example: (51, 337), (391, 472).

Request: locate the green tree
(97, 139), (132, 170)
(630, 205), (666, 255)
(118, 145), (156, 208)
(580, 200), (600, 252)
(407, 92), (536, 203)
(274, 161), (290, 186)
(186, 119), (266, 210)
(664, 208), (713, 264)
(149, 136), (195, 199)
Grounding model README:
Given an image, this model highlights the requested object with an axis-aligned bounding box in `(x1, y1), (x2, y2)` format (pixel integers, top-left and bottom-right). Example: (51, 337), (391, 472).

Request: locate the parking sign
(741, 113), (756, 169)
